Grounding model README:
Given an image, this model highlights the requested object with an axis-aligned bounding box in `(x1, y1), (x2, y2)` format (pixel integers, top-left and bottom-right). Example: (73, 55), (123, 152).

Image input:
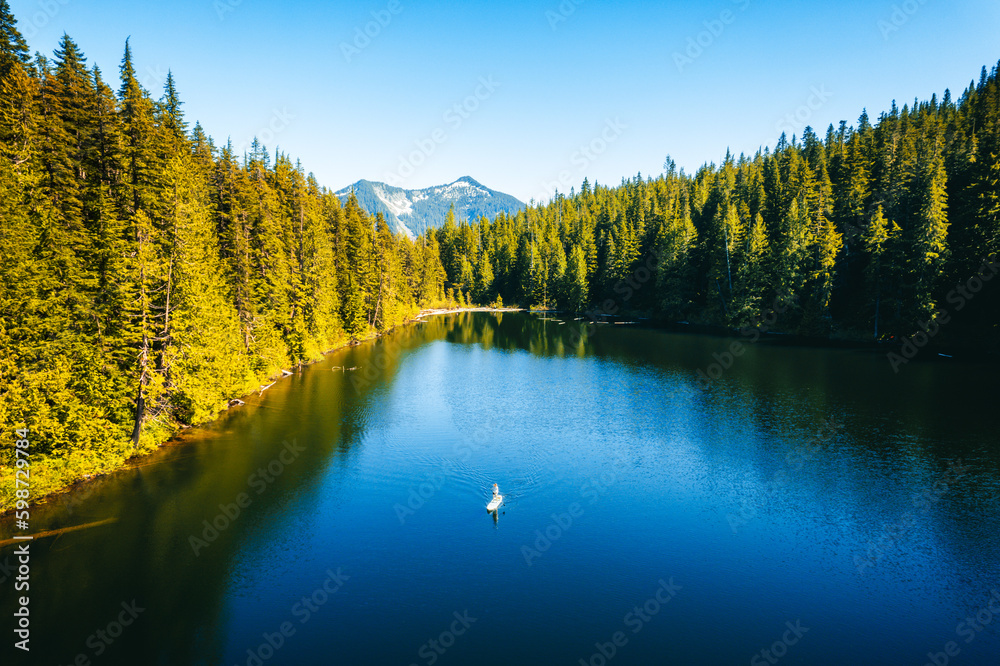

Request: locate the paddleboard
(487, 495), (503, 512)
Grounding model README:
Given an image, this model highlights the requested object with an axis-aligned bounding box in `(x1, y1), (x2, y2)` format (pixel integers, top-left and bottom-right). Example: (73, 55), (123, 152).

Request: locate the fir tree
(0, 0), (29, 75)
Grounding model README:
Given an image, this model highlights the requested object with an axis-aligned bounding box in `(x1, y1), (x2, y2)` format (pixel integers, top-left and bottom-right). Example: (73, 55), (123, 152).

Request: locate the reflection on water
(1, 312), (997, 665)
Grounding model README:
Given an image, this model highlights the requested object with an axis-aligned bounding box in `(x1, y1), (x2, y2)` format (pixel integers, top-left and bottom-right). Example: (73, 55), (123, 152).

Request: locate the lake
(3, 312), (999, 665)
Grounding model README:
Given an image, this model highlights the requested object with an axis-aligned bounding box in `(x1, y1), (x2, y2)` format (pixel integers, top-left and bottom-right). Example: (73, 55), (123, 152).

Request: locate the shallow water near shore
(2, 311), (998, 665)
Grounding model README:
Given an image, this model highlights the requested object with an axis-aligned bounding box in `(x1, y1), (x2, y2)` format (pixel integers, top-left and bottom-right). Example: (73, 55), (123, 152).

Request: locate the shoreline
(1, 305), (522, 516)
(532, 309), (1000, 361)
(6, 303), (985, 516)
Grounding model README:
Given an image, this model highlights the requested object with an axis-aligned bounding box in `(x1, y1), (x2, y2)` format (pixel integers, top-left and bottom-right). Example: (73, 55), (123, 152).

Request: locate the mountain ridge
(335, 176), (526, 238)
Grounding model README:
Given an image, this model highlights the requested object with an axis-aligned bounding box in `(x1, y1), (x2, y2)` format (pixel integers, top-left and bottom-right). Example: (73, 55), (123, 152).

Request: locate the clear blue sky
(11, 0), (1000, 203)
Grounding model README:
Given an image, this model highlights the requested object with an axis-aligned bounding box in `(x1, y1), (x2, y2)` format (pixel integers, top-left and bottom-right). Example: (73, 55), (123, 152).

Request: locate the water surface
(3, 312), (998, 665)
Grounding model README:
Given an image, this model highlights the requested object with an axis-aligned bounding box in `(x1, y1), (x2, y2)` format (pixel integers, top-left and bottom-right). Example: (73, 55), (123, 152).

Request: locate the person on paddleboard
(492, 483), (499, 499)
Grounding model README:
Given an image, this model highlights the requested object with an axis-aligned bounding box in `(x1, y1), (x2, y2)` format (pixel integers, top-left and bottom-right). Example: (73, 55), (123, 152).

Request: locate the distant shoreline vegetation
(432, 62), (999, 355)
(0, 0), (997, 511)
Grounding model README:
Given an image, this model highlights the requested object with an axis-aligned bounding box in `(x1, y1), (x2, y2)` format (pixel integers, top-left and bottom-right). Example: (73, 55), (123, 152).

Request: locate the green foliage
(0, 0), (29, 75)
(0, 8), (997, 511)
(564, 245), (588, 312)
(0, 26), (445, 510)
(433, 62), (999, 346)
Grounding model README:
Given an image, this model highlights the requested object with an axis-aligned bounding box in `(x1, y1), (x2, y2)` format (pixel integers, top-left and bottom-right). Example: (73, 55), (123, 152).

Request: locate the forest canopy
(434, 68), (999, 347)
(0, 3), (447, 504)
(0, 0), (997, 508)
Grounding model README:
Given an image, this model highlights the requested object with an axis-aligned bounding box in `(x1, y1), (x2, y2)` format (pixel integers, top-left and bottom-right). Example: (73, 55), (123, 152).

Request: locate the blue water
(3, 312), (999, 665)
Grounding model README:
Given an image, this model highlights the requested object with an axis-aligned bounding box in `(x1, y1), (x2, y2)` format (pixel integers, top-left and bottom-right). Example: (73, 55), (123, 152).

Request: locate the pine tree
(298, 175), (340, 350)
(654, 182), (697, 319)
(0, 0), (29, 76)
(419, 229), (446, 304)
(118, 39), (160, 217)
(733, 213), (769, 325)
(564, 245), (588, 312)
(339, 193), (372, 340)
(163, 152), (250, 424)
(0, 58), (36, 167)
(212, 141), (256, 352)
(244, 141), (292, 371)
(159, 70), (187, 144)
(37, 38), (96, 322)
(115, 41), (174, 446)
(863, 206), (903, 338)
(125, 209), (166, 447)
(475, 249), (494, 304)
(910, 129), (949, 322)
(458, 254), (475, 302)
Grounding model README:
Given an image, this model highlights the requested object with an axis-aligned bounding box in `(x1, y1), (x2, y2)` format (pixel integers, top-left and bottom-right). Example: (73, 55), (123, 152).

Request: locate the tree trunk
(131, 346), (147, 448)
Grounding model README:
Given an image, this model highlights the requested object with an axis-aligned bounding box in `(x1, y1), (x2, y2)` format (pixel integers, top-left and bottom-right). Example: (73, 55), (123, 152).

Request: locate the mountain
(334, 176), (526, 238)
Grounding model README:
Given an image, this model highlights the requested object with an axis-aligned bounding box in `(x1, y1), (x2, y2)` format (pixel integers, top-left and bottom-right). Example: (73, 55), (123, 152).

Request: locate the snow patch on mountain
(372, 183), (414, 219)
(335, 177), (525, 239)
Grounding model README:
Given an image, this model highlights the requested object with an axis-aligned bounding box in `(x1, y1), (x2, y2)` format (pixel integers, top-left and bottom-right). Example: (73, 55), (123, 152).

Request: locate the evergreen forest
(0, 1), (997, 508)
